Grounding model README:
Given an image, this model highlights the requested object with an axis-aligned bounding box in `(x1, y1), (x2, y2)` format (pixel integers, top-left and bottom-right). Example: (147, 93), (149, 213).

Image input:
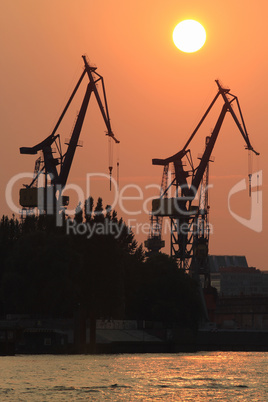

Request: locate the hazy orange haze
(0, 0), (267, 269)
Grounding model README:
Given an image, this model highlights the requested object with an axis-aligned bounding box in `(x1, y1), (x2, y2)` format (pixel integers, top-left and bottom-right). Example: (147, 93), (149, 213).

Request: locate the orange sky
(0, 0), (267, 269)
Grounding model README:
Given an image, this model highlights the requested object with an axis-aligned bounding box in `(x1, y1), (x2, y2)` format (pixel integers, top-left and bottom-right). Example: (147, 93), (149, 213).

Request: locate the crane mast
(145, 80), (259, 282)
(19, 56), (119, 216)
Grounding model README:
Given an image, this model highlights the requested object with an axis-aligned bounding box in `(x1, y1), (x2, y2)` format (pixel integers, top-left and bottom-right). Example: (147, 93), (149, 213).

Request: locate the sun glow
(173, 20), (206, 53)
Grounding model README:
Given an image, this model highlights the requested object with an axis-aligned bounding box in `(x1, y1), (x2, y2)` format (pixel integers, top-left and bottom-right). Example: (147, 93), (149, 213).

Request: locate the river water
(0, 352), (267, 401)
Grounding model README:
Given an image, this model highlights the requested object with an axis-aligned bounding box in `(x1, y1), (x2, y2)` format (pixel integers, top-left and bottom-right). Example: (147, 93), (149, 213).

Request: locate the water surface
(0, 352), (267, 400)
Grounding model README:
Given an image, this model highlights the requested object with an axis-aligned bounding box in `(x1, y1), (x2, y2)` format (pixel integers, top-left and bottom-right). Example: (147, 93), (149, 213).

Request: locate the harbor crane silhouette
(19, 55), (119, 216)
(145, 80), (259, 289)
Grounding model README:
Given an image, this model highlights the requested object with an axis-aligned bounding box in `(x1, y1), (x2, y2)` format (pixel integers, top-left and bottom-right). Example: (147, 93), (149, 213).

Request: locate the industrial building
(209, 255), (268, 297)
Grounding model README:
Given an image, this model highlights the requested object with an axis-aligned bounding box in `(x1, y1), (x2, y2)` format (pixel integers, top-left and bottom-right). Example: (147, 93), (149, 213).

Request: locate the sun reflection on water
(0, 352), (267, 401)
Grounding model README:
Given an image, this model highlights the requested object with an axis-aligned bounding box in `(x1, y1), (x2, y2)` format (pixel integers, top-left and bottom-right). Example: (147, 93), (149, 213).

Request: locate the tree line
(0, 197), (201, 328)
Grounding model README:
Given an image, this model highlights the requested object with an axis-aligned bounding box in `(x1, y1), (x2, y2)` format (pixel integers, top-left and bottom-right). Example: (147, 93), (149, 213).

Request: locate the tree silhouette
(0, 201), (201, 328)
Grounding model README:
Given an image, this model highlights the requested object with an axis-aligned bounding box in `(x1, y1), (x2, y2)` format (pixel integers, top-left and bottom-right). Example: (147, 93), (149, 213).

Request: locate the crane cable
(116, 142), (120, 190)
(248, 150), (252, 197)
(256, 154), (260, 203)
(108, 137), (120, 191)
(108, 136), (113, 191)
(248, 150), (261, 202)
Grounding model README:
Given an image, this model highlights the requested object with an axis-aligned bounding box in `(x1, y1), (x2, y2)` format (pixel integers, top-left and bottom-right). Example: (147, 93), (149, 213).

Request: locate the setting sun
(173, 20), (206, 53)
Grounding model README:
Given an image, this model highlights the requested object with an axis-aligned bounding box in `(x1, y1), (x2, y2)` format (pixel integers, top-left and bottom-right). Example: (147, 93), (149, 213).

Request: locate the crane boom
(82, 55), (119, 143)
(216, 80), (259, 155)
(192, 104), (227, 192)
(59, 83), (92, 187)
